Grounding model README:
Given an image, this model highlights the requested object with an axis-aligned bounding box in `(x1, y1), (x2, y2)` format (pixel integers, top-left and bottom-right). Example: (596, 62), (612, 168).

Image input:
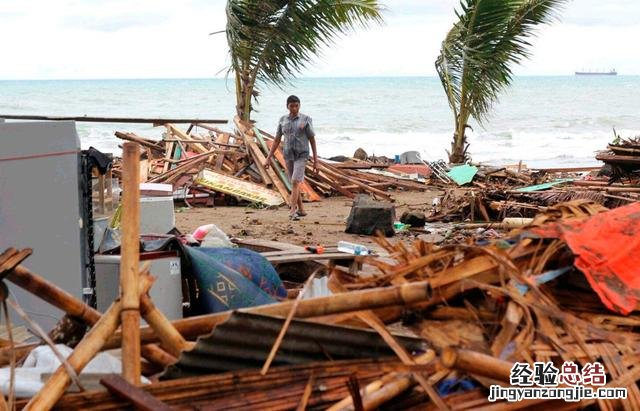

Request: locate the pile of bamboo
(5, 200), (640, 409)
(4, 143), (640, 410)
(321, 203), (640, 409)
(112, 117), (426, 207)
(429, 183), (635, 225)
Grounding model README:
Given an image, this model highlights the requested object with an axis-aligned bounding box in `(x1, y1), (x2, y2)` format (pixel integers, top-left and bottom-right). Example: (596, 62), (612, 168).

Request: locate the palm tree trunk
(449, 92), (469, 164)
(234, 61), (254, 122)
(234, 69), (243, 119)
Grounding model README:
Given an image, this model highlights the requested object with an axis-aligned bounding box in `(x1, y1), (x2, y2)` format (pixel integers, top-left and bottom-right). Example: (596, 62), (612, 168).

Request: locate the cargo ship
(575, 69), (617, 76)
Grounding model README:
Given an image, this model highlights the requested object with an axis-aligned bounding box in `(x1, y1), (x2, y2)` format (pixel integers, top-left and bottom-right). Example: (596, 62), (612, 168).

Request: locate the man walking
(264, 95), (318, 220)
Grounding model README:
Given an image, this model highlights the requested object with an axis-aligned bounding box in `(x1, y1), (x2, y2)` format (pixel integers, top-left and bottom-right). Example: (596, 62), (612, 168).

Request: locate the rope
(0, 149), (79, 163)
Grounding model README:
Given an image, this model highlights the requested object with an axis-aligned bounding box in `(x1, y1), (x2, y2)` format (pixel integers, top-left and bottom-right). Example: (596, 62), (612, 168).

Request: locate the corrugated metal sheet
(162, 312), (428, 379)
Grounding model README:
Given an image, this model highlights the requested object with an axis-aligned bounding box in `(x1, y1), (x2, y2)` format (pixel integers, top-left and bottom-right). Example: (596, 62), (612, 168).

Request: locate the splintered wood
(323, 206), (640, 409)
(111, 118), (425, 208)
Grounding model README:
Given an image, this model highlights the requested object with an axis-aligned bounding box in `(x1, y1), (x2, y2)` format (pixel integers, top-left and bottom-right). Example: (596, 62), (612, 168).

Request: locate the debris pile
(596, 135), (640, 182)
(2, 201), (640, 410)
(323, 201), (640, 409)
(112, 118), (426, 207)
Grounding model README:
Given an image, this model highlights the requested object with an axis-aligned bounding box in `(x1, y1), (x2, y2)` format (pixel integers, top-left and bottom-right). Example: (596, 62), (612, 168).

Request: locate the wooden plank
(234, 118), (273, 185)
(247, 143), (280, 189)
(0, 114), (227, 124)
(267, 253), (356, 264)
(260, 247), (340, 257)
(0, 248), (32, 278)
(254, 127), (292, 192)
(100, 374), (172, 411)
(194, 169), (284, 207)
(162, 141), (173, 174)
(532, 166), (602, 173)
(319, 162), (392, 200)
(115, 132), (164, 151)
(311, 167), (356, 199)
(214, 132), (230, 171)
(166, 124), (209, 155)
(244, 142), (273, 185)
(239, 127), (290, 205)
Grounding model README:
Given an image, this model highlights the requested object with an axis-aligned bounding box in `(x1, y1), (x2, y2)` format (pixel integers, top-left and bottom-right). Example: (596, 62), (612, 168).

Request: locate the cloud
(0, 0), (638, 79)
(562, 1), (640, 27)
(61, 12), (170, 32)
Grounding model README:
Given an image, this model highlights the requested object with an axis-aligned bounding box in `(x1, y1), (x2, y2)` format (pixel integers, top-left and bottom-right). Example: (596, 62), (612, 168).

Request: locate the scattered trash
(192, 223), (235, 248)
(337, 240), (371, 256)
(446, 164), (478, 185)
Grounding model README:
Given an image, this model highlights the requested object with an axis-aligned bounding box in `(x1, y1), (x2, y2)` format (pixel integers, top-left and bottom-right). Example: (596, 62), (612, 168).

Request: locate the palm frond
(226, 0), (384, 119)
(436, 0), (568, 124)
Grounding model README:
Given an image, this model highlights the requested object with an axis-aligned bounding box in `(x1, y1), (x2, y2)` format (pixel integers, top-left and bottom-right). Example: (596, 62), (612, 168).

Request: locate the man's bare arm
(309, 136), (318, 174)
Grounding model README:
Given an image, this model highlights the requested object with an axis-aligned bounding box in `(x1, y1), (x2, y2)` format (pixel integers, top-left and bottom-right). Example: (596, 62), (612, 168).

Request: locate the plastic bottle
(337, 241), (370, 256)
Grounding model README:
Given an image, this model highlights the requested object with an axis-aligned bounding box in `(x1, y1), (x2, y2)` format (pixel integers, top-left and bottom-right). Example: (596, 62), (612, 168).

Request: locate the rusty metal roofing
(162, 312), (428, 379)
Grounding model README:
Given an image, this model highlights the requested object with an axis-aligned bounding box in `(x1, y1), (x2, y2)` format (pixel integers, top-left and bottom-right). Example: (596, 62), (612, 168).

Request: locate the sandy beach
(176, 189), (442, 252)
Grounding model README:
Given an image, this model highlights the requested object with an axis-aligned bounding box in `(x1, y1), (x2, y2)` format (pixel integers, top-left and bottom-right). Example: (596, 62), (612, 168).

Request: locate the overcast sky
(1, 0), (638, 80)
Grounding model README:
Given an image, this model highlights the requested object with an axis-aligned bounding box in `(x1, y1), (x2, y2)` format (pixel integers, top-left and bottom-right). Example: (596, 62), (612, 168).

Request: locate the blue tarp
(184, 246), (287, 314)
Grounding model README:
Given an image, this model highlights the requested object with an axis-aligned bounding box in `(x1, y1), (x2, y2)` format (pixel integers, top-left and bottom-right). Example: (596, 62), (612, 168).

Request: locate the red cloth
(530, 202), (640, 315)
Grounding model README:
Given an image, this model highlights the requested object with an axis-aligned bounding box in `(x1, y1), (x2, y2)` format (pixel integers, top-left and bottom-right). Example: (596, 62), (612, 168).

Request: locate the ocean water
(1, 76), (639, 167)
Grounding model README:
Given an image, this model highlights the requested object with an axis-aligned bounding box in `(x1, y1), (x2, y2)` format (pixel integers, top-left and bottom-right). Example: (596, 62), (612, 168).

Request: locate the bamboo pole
(140, 344), (178, 368)
(24, 274), (153, 411)
(107, 245), (527, 348)
(140, 294), (190, 358)
(328, 351), (435, 411)
(106, 279), (439, 348)
(329, 280), (449, 410)
(7, 265), (101, 324)
(6, 263), (172, 367)
(441, 348), (512, 383)
(120, 142), (141, 384)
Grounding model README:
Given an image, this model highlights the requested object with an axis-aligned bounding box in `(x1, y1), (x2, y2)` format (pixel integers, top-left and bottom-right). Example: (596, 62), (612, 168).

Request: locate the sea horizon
(2, 74), (639, 82)
(2, 76), (639, 168)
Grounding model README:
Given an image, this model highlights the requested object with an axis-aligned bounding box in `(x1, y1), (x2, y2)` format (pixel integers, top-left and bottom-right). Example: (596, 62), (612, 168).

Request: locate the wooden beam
(100, 374), (172, 411)
(267, 253), (356, 264)
(214, 132), (231, 171)
(254, 127), (292, 192)
(165, 124), (209, 155)
(0, 114), (227, 124)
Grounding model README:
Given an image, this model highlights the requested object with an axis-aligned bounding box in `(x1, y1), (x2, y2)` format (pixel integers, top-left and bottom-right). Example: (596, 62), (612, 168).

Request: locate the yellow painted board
(194, 169), (284, 207)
